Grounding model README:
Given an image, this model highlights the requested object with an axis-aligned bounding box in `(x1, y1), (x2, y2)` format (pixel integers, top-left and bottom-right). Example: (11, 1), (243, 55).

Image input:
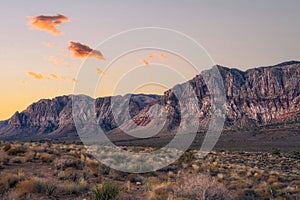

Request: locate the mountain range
(1, 61), (300, 141)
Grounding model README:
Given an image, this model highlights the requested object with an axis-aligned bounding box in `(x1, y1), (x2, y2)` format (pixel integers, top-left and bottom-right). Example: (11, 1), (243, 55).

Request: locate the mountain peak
(1, 61), (300, 140)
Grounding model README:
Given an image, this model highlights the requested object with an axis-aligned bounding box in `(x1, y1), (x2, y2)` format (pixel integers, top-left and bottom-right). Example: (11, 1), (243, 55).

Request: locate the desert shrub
(57, 167), (87, 181)
(291, 180), (300, 186)
(267, 175), (278, 184)
(60, 181), (88, 195)
(7, 145), (26, 156)
(24, 151), (36, 162)
(0, 172), (24, 195)
(241, 189), (258, 200)
(66, 149), (81, 158)
(2, 143), (11, 152)
(86, 157), (101, 176)
(16, 169), (26, 180)
(98, 164), (110, 175)
(127, 174), (139, 183)
(14, 179), (44, 195)
(10, 156), (24, 164)
(93, 182), (119, 200)
(271, 182), (286, 189)
(38, 152), (54, 163)
(272, 148), (281, 155)
(45, 184), (57, 196)
(149, 185), (172, 200)
(146, 176), (176, 200)
(146, 177), (161, 190)
(54, 155), (83, 170)
(173, 174), (233, 200)
(0, 156), (9, 165)
(178, 151), (195, 164)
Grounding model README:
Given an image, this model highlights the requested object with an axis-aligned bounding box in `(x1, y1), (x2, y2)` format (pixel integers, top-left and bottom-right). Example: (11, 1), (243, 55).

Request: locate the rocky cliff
(1, 61), (300, 140)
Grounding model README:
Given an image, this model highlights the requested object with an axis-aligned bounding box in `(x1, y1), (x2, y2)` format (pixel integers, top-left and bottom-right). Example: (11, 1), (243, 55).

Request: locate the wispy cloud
(158, 53), (167, 59)
(28, 14), (69, 35)
(147, 55), (155, 59)
(27, 72), (50, 80)
(27, 71), (76, 83)
(139, 59), (149, 66)
(42, 42), (56, 47)
(50, 74), (59, 80)
(96, 67), (107, 76)
(68, 41), (105, 60)
(147, 53), (168, 60)
(139, 53), (167, 66)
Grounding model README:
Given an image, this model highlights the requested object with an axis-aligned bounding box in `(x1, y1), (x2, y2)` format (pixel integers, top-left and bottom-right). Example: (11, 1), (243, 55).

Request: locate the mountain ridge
(1, 61), (300, 141)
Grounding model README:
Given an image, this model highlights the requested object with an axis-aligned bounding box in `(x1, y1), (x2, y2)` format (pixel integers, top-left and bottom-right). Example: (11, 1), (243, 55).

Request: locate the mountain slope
(1, 61), (300, 140)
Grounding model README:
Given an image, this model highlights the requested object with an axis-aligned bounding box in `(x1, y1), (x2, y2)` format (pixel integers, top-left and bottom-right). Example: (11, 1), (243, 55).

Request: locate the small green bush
(178, 151), (195, 164)
(45, 184), (57, 196)
(93, 182), (119, 200)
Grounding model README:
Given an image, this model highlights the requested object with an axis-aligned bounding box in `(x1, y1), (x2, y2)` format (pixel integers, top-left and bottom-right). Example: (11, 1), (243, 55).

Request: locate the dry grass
(54, 155), (83, 170)
(0, 141), (299, 199)
(148, 182), (173, 200)
(24, 150), (36, 162)
(10, 156), (24, 164)
(14, 179), (44, 196)
(0, 170), (26, 196)
(60, 180), (89, 195)
(93, 182), (120, 200)
(173, 174), (233, 200)
(0, 156), (9, 166)
(38, 152), (54, 163)
(2, 142), (11, 152)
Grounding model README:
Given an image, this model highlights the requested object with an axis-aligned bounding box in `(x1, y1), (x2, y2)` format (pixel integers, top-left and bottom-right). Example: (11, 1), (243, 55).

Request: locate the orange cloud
(158, 53), (167, 59)
(28, 14), (69, 35)
(42, 42), (56, 47)
(50, 74), (58, 80)
(68, 41), (105, 60)
(147, 55), (155, 59)
(146, 53), (168, 60)
(139, 59), (149, 66)
(96, 68), (107, 76)
(27, 72), (50, 80)
(27, 72), (76, 84)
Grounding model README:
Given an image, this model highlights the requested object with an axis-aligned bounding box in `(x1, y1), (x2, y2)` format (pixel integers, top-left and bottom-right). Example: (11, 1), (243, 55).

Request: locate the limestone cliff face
(221, 61), (300, 128)
(0, 94), (160, 139)
(135, 61), (300, 132)
(1, 61), (300, 140)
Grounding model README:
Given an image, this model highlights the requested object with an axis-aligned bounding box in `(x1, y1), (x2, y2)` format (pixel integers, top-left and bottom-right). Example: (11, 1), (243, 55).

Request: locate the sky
(0, 0), (300, 120)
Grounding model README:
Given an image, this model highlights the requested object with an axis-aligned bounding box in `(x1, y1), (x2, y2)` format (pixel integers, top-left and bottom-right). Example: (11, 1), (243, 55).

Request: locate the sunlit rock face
(1, 61), (300, 140)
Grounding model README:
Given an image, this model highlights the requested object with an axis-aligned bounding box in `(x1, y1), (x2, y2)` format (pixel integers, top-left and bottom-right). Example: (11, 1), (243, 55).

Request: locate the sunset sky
(1, 0), (300, 120)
